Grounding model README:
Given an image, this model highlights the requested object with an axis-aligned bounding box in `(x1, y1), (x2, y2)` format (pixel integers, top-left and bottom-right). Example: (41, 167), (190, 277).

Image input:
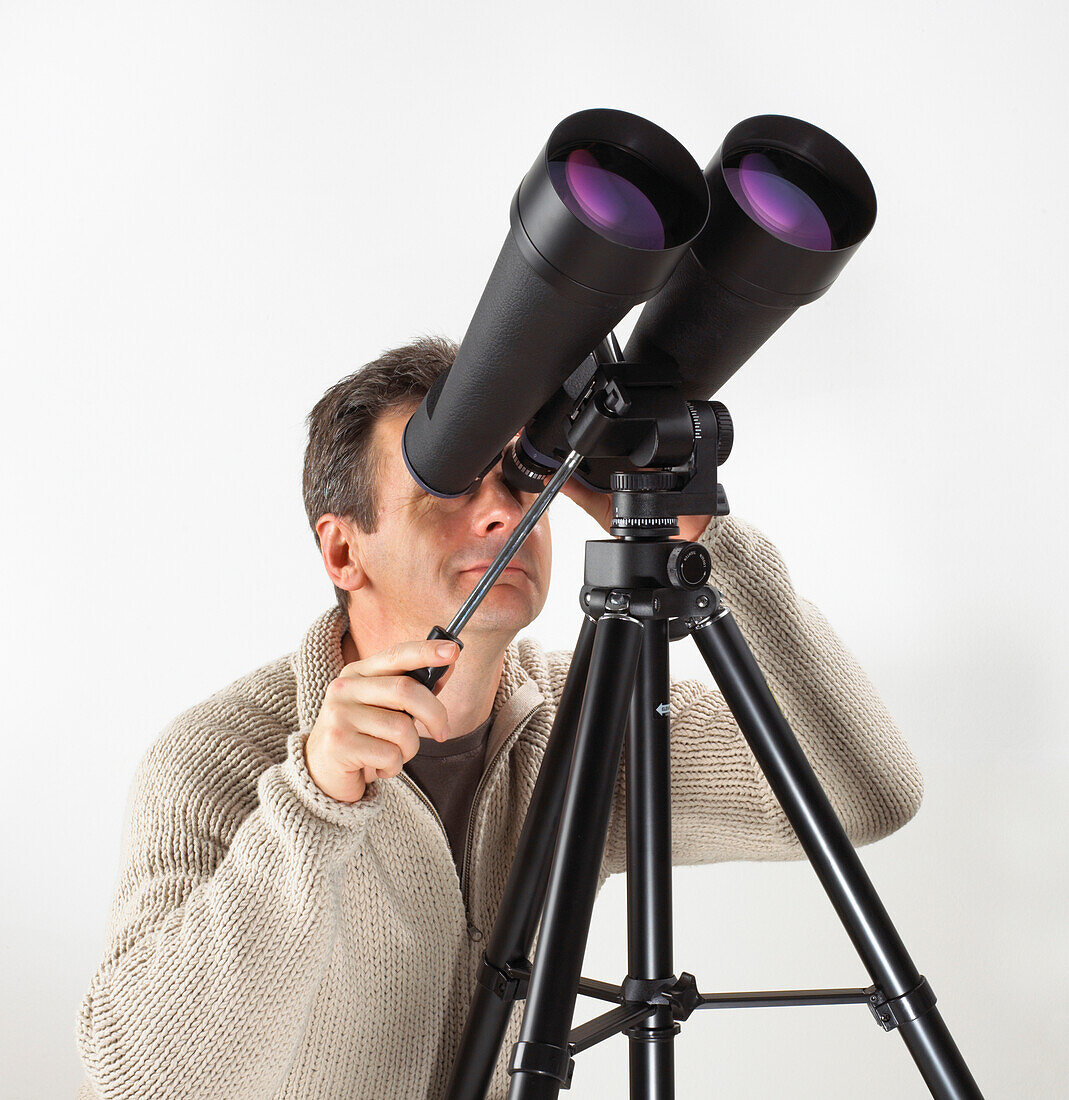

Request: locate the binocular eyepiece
(401, 107), (876, 499)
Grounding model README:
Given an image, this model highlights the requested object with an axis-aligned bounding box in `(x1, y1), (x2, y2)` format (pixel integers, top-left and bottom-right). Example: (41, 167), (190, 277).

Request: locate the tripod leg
(625, 619), (678, 1098)
(508, 612), (644, 1099)
(446, 615), (598, 1100)
(691, 608), (983, 1100)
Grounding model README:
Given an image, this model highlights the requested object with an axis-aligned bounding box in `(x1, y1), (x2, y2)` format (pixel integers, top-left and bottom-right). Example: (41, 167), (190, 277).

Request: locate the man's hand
(555, 476), (713, 543)
(305, 640), (458, 804)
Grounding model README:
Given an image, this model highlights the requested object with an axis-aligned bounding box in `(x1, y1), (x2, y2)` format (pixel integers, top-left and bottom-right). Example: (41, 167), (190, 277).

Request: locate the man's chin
(452, 590), (538, 634)
(447, 571), (544, 631)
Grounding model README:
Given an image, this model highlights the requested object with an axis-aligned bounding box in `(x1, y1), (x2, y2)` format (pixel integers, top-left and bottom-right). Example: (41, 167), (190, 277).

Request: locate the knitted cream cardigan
(76, 514), (923, 1099)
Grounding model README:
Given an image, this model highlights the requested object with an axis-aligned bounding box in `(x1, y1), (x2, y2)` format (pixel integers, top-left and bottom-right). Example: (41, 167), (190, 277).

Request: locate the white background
(2, 1), (1066, 1096)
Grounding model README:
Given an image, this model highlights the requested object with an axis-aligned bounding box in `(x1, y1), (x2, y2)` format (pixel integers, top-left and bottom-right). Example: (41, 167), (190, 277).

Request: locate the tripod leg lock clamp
(509, 1040), (575, 1089)
(866, 977), (937, 1031)
(476, 953), (530, 1003)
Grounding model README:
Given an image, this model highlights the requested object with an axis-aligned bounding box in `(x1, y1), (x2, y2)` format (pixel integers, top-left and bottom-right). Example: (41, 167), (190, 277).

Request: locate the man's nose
(469, 466), (525, 536)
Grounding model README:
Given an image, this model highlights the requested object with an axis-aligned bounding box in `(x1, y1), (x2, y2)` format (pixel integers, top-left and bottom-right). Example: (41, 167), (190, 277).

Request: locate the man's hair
(303, 334), (458, 615)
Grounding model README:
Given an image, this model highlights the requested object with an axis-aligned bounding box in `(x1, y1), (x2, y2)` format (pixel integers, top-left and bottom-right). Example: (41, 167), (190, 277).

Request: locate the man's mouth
(459, 563), (528, 578)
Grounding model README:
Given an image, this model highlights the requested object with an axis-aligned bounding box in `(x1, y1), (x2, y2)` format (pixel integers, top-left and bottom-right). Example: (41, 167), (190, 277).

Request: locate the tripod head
(503, 343), (734, 540)
(564, 360), (731, 639)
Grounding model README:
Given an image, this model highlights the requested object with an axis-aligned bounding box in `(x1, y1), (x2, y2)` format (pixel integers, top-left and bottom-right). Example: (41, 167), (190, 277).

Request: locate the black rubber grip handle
(405, 625), (463, 693)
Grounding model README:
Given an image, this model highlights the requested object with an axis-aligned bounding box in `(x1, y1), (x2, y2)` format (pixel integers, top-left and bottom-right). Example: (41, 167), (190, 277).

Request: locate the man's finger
(342, 674), (450, 741)
(342, 638), (459, 679)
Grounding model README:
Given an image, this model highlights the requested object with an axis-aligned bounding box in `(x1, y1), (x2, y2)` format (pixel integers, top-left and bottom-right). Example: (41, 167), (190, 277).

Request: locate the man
(75, 336), (924, 1099)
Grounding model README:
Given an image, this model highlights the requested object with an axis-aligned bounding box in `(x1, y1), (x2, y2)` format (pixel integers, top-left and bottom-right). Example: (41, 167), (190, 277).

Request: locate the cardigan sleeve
(592, 513), (924, 876)
(75, 716), (384, 1100)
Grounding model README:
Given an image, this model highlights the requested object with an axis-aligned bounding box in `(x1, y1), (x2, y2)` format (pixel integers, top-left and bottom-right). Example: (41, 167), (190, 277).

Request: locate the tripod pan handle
(405, 625), (464, 694)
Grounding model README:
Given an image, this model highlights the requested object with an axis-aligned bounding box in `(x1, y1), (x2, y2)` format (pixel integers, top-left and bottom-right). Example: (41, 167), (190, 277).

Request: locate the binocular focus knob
(667, 543), (711, 589)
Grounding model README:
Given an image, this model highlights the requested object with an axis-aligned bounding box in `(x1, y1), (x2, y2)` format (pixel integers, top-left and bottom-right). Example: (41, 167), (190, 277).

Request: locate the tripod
(437, 511), (983, 1098)
(400, 350), (984, 1098)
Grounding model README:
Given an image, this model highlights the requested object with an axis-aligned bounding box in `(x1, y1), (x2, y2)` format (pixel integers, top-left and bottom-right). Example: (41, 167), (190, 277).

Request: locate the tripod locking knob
(611, 470), (683, 492)
(667, 543), (711, 589)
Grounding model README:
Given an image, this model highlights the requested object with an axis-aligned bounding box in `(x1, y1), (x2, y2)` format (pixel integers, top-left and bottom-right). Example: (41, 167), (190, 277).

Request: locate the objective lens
(549, 141), (666, 250)
(723, 149), (844, 251)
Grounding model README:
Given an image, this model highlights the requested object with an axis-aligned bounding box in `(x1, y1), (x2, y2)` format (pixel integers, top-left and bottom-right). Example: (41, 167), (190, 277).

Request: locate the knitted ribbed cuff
(696, 512), (730, 558)
(279, 729), (384, 829)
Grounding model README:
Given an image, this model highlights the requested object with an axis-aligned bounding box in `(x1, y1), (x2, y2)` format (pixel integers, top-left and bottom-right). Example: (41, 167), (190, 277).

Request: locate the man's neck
(341, 620), (506, 740)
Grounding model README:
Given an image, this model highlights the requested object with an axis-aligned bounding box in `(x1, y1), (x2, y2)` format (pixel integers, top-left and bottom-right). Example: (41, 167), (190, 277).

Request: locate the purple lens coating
(549, 147), (665, 250)
(724, 151), (834, 250)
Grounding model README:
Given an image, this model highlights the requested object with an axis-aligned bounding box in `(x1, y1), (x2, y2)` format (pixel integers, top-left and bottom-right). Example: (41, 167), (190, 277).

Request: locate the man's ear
(316, 514), (369, 595)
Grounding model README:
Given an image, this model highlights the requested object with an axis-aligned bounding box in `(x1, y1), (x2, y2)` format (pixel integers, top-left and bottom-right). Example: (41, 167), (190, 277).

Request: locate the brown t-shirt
(402, 712), (494, 882)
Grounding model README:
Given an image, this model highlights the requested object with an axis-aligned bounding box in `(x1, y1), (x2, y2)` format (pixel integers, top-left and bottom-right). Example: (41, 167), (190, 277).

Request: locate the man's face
(350, 407), (552, 644)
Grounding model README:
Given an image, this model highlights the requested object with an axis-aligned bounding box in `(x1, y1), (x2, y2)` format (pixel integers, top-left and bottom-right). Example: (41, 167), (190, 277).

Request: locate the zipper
(397, 770), (452, 856)
(459, 700), (545, 922)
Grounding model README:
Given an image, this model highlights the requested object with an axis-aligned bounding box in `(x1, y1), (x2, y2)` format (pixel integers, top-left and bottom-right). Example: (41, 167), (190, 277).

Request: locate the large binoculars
(402, 108), (877, 499)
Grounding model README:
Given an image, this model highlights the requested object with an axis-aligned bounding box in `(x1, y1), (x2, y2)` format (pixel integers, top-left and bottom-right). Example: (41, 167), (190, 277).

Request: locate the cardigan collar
(292, 606), (545, 763)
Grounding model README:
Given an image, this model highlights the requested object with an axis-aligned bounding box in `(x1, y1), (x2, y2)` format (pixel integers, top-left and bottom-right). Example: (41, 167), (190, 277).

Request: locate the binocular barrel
(625, 113), (877, 400)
